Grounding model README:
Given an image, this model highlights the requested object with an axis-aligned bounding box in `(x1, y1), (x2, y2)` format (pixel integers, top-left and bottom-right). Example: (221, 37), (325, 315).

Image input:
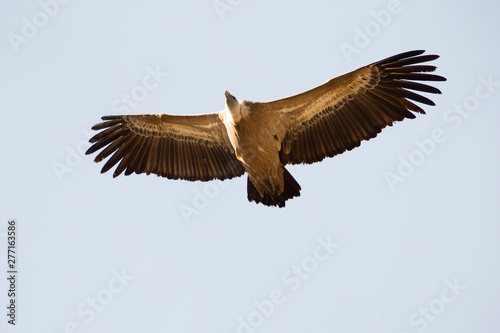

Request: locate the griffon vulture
(86, 50), (446, 207)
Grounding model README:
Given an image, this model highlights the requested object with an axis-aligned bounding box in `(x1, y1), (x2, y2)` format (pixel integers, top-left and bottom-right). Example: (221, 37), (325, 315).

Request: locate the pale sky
(1, 0), (500, 332)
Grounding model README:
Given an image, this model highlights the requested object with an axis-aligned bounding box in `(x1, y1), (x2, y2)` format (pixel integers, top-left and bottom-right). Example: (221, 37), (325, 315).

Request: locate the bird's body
(223, 95), (289, 203)
(86, 50), (446, 207)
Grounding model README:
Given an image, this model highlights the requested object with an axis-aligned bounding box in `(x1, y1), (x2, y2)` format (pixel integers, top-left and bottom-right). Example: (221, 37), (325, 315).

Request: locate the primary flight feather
(86, 50), (446, 207)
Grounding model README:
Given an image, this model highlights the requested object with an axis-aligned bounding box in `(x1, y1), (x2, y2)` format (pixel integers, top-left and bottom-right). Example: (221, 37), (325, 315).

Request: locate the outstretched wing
(254, 50), (446, 165)
(85, 113), (245, 181)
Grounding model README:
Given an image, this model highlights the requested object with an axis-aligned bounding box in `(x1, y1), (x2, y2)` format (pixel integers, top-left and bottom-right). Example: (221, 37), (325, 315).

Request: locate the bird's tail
(247, 168), (301, 208)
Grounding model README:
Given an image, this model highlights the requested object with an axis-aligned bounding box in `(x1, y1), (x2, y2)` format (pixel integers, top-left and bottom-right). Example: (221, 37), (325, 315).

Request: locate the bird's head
(224, 90), (247, 124)
(225, 90), (238, 108)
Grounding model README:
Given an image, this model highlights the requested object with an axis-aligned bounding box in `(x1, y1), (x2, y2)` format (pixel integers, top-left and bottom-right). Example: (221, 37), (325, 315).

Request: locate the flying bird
(86, 50), (445, 207)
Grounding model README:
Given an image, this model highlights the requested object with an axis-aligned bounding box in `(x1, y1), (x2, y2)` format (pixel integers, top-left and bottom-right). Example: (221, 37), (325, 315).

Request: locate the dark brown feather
(275, 50), (446, 165)
(86, 114), (245, 181)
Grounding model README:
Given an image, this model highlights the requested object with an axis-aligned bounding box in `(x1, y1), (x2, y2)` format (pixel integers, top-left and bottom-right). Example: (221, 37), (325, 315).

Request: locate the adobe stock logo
(232, 235), (340, 333)
(178, 180), (232, 224)
(384, 75), (499, 191)
(110, 65), (169, 115)
(54, 268), (135, 333)
(51, 65), (168, 183)
(399, 278), (466, 333)
(7, 0), (72, 53)
(213, 0), (245, 20)
(339, 0), (404, 62)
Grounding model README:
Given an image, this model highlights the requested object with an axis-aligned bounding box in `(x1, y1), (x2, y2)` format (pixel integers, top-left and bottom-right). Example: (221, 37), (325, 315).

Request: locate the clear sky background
(1, 0), (499, 332)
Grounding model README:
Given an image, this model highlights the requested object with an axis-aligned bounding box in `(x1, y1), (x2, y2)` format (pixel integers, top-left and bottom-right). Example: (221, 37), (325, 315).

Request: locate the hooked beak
(225, 91), (238, 108)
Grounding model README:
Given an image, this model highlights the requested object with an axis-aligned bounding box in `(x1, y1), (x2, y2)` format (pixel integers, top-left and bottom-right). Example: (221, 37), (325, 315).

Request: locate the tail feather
(247, 168), (301, 208)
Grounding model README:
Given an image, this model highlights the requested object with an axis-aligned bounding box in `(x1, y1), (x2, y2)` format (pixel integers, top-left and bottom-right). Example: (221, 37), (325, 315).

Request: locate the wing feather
(86, 113), (245, 181)
(251, 50), (445, 165)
